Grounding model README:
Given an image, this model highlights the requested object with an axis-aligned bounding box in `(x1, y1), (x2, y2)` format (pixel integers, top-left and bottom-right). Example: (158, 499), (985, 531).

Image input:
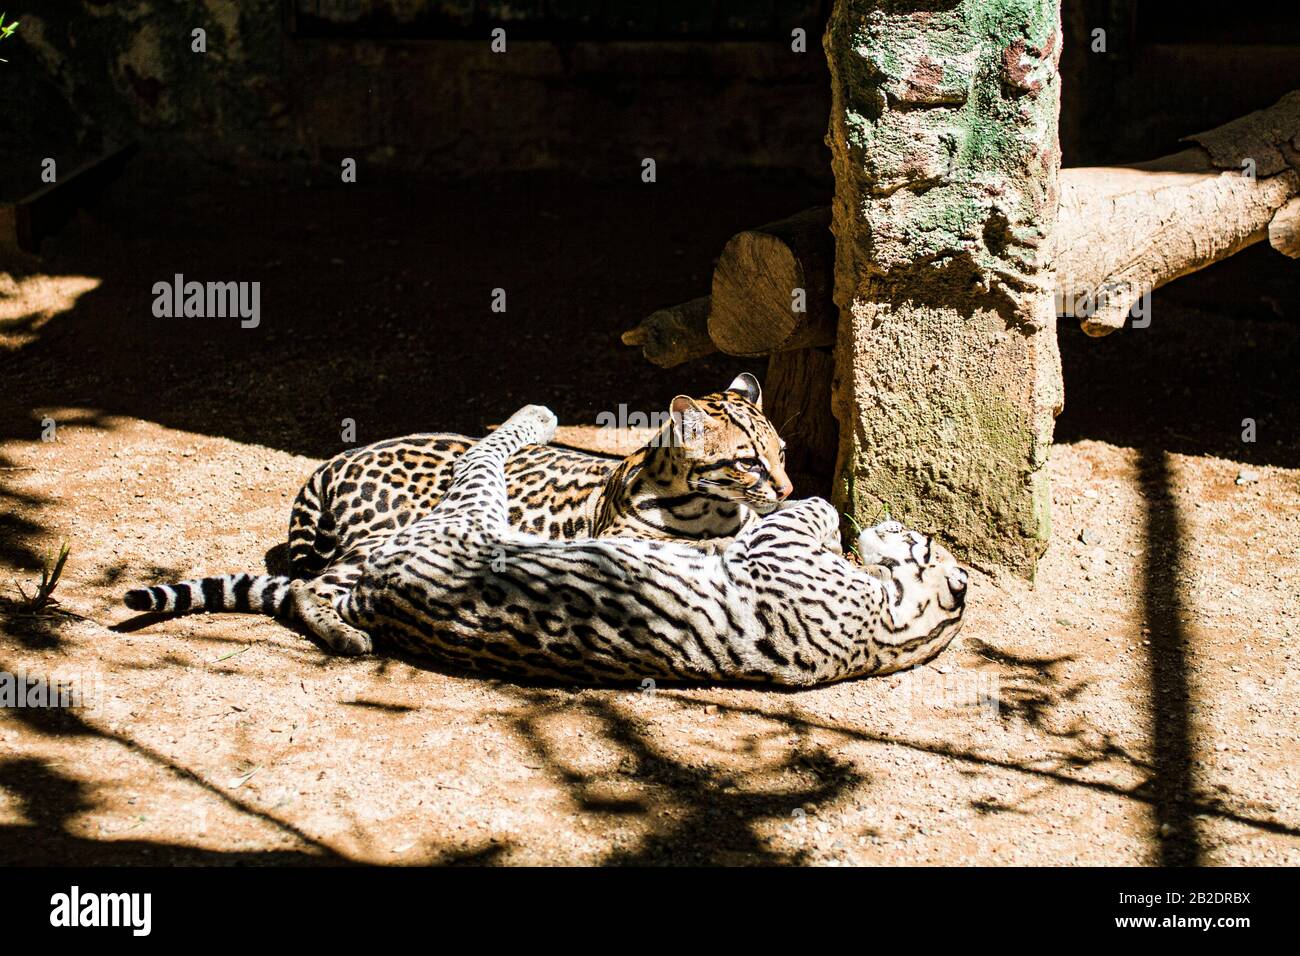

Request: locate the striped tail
(123, 573), (293, 616)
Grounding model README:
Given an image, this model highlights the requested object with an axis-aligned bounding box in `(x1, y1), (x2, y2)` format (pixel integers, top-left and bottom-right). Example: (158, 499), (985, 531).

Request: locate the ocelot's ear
(727, 372), (762, 409)
(670, 395), (710, 457)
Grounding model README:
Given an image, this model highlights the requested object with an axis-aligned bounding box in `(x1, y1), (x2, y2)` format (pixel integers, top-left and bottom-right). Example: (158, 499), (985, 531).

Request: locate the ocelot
(203, 405), (967, 685)
(124, 374), (790, 616)
(285, 373), (790, 579)
(125, 400), (968, 686)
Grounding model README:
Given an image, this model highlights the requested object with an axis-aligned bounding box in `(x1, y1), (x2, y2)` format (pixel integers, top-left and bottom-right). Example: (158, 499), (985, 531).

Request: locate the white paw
(947, 566), (969, 594)
(857, 522), (915, 565)
(508, 404), (558, 445)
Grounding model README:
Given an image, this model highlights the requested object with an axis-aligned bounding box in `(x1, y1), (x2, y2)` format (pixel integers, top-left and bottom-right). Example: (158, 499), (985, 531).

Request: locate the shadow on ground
(1, 159), (1297, 865)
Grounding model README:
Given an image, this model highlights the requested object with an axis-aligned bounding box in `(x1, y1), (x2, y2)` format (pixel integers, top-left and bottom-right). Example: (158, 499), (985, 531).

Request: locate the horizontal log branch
(619, 296), (715, 368)
(1059, 90), (1300, 334)
(622, 90), (1300, 357)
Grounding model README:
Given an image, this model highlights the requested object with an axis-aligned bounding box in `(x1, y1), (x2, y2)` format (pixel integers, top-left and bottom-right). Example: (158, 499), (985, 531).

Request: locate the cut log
(707, 206), (836, 356)
(1057, 153), (1296, 334)
(619, 296), (714, 368)
(667, 91), (1300, 354)
(1011, 89), (1300, 335)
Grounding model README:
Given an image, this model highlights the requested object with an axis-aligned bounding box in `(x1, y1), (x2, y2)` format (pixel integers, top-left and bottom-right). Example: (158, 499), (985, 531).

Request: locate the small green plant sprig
(16, 542), (70, 613)
(0, 13), (19, 63)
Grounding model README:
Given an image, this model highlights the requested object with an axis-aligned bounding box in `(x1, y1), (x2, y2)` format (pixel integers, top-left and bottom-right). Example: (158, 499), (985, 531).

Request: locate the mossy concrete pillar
(826, 0), (1065, 576)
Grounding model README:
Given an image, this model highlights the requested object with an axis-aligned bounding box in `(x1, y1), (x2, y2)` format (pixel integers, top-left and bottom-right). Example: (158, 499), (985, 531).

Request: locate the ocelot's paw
(289, 581), (373, 656)
(504, 404), (558, 446)
(856, 520), (916, 566)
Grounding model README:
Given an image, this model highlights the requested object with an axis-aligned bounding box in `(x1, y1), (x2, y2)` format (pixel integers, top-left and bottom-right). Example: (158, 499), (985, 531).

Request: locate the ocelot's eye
(736, 457), (764, 473)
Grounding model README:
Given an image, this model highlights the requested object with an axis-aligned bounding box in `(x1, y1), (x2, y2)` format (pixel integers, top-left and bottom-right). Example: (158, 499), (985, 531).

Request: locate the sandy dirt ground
(0, 162), (1297, 865)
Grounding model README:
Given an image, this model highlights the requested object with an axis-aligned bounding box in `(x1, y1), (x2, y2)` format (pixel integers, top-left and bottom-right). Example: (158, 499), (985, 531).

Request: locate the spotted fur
(124, 375), (788, 616)
(265, 405), (968, 686)
(286, 372), (789, 577)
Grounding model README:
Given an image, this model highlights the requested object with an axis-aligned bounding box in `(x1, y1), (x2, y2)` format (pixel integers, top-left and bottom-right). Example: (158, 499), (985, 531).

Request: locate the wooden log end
(709, 232), (806, 355)
(1268, 196), (1300, 258)
(708, 207), (837, 356)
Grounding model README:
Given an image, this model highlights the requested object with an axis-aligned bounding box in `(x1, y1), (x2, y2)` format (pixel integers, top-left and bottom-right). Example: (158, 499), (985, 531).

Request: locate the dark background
(1, 0), (1297, 464)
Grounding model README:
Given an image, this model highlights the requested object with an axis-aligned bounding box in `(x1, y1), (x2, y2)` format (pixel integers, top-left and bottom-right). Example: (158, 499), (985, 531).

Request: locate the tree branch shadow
(0, 676), (350, 865)
(500, 687), (871, 865)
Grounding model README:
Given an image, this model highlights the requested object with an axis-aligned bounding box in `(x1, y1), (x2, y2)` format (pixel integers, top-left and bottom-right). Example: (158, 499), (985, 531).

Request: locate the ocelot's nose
(776, 481), (793, 500)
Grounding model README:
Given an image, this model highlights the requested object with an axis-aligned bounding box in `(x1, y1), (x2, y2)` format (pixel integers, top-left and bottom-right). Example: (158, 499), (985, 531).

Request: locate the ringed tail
(123, 573), (293, 616)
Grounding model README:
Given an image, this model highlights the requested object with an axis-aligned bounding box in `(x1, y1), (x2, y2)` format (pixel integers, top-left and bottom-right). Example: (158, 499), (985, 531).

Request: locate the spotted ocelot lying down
(124, 379), (968, 685)
(127, 374), (785, 618)
(285, 372), (792, 581)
